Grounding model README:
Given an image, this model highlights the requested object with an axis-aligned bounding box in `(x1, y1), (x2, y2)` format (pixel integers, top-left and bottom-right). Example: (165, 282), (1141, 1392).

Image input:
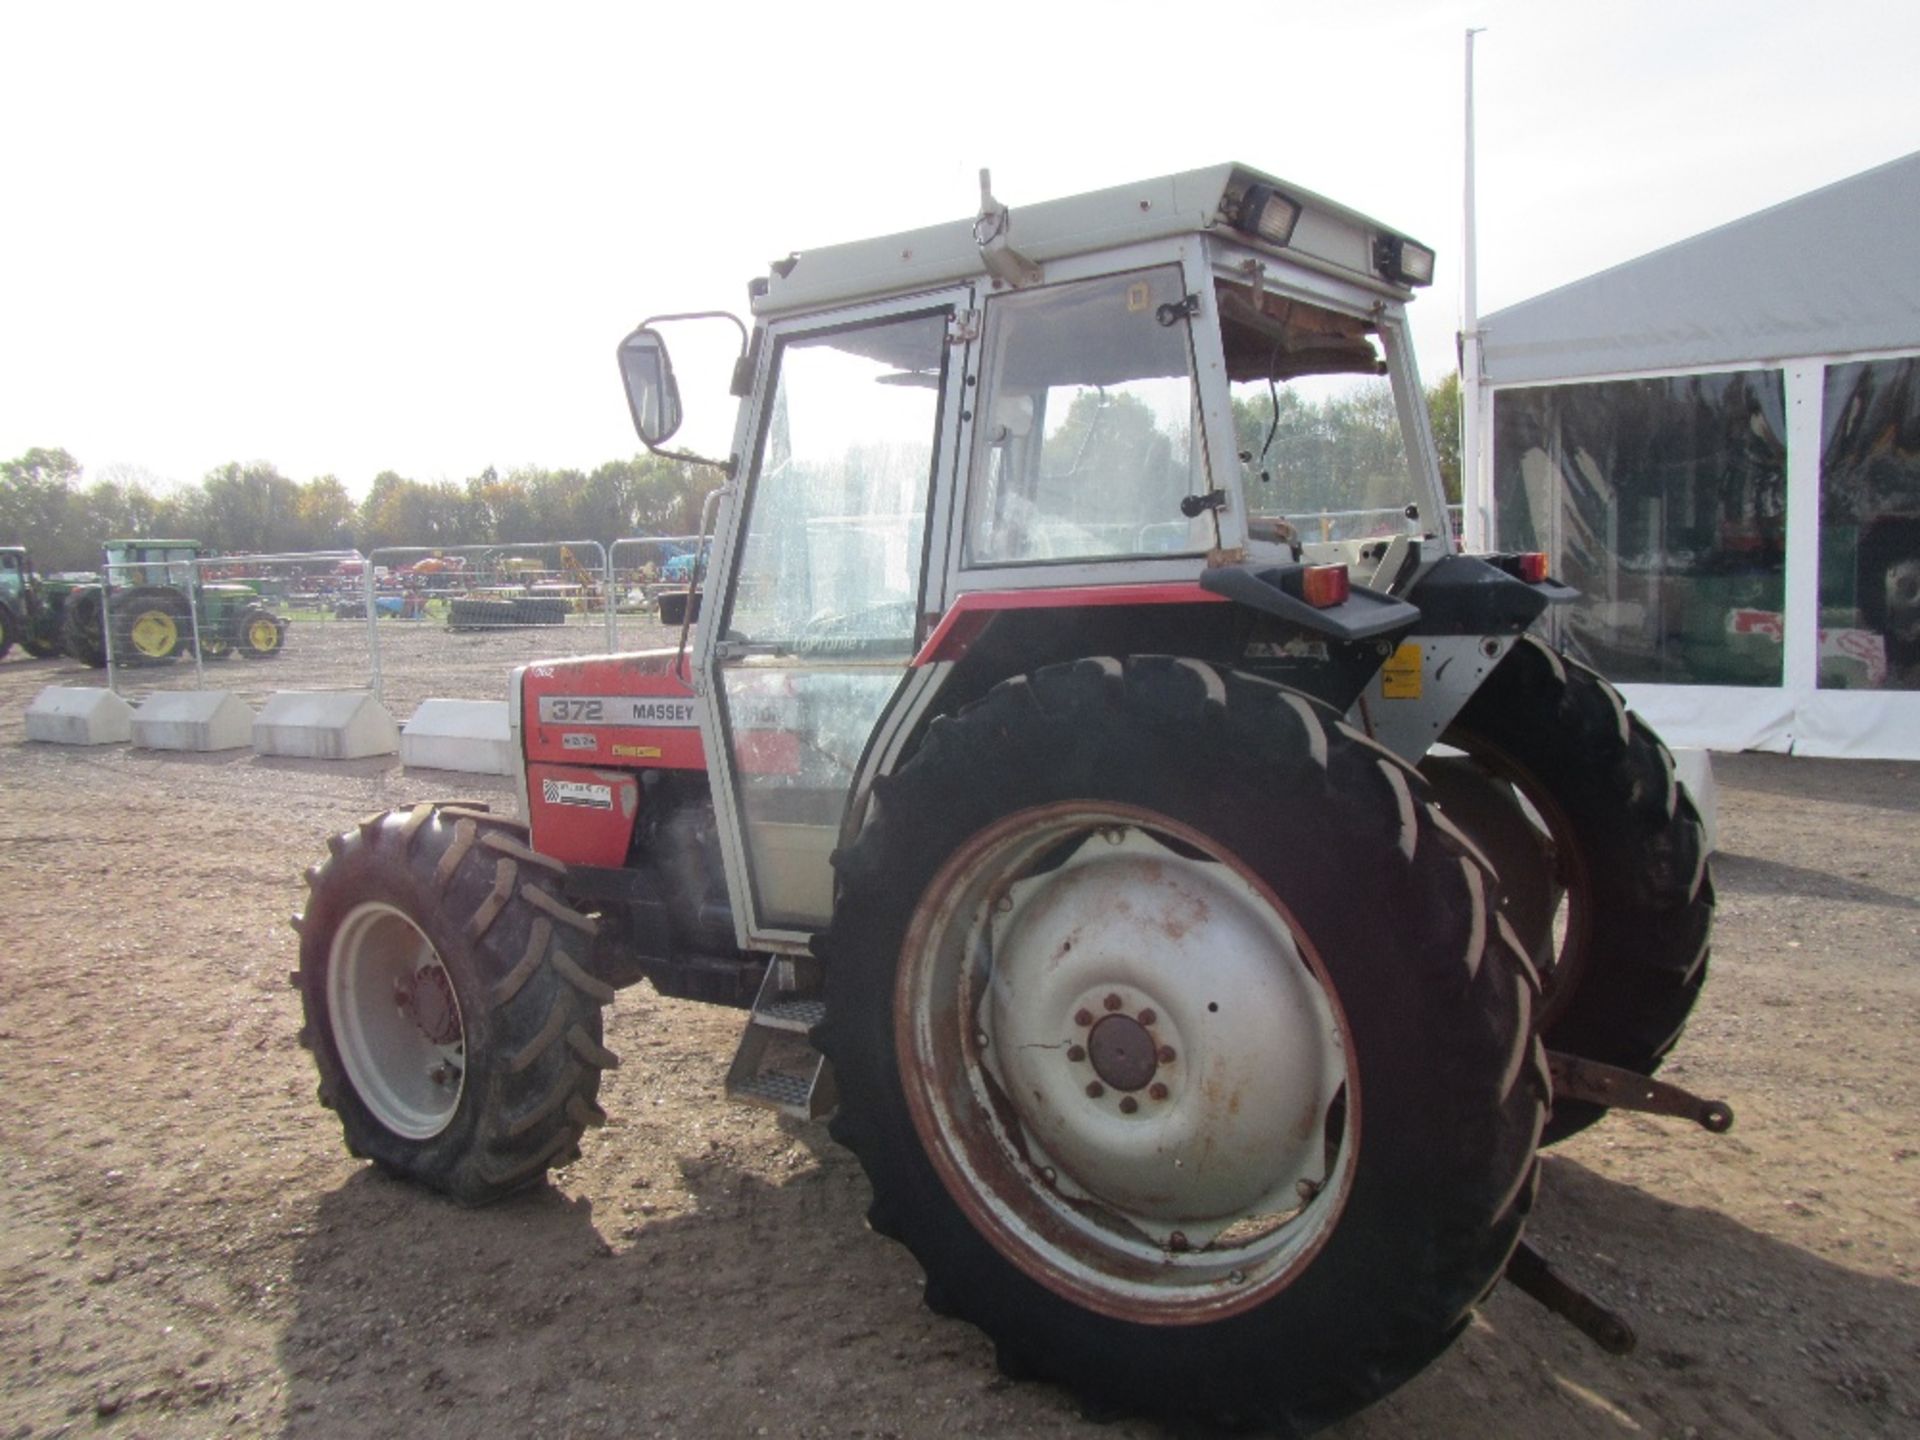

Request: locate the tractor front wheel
(236, 605), (287, 659)
(819, 657), (1545, 1433)
(294, 804), (615, 1203)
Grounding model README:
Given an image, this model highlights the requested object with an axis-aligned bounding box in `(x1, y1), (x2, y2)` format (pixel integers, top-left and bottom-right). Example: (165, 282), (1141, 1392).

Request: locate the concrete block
(1671, 747), (1718, 855)
(24, 686), (134, 746)
(254, 690), (399, 760)
(401, 698), (514, 776)
(131, 690), (254, 751)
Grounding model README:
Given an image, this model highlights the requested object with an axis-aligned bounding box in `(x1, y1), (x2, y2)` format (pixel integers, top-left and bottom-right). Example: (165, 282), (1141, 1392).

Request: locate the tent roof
(1480, 151), (1920, 386)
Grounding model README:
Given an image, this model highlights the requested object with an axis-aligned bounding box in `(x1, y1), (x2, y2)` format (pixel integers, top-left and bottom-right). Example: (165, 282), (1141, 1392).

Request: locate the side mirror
(618, 327), (684, 446)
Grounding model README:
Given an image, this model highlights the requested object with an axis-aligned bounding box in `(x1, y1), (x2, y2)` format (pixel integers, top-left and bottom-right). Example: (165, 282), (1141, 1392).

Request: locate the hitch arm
(1548, 1051), (1735, 1133)
(1505, 1240), (1637, 1355)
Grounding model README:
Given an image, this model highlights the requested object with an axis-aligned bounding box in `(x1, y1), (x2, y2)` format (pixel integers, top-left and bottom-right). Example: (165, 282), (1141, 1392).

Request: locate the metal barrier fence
(66, 506), (1479, 712)
(607, 534), (704, 653)
(93, 548), (368, 707)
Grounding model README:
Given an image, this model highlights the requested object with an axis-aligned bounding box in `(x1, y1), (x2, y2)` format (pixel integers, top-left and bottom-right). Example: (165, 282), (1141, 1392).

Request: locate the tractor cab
(104, 538), (200, 589)
(0, 547), (26, 602)
(597, 166), (1470, 951)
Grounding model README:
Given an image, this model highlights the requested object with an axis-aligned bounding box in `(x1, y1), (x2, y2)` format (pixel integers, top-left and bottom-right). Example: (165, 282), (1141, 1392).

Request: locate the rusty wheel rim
(895, 801), (1358, 1324)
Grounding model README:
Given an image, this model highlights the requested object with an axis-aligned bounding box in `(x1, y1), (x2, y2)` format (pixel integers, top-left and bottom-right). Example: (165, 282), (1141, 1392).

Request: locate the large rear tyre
(818, 657), (1546, 1433)
(294, 804), (616, 1204)
(1432, 634), (1713, 1145)
(0, 606), (15, 661)
(111, 586), (192, 664)
(63, 588), (106, 667)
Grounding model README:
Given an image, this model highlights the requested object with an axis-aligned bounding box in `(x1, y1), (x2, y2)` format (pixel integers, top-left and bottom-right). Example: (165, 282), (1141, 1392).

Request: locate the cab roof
(751, 163), (1430, 318)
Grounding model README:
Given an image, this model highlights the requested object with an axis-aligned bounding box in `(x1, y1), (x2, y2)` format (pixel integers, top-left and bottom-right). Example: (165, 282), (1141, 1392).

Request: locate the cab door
(699, 289), (973, 948)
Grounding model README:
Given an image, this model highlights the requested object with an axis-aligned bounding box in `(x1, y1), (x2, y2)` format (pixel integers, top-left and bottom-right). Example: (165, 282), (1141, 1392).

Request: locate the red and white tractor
(292, 166), (1722, 1432)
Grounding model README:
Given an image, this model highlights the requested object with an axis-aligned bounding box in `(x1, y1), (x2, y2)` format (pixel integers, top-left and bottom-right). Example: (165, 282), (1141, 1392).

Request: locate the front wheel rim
(247, 617), (279, 652)
(327, 901), (467, 1139)
(896, 802), (1358, 1325)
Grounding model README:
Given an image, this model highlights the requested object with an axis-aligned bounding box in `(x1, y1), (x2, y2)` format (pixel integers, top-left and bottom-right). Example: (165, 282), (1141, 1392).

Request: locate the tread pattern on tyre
(815, 654), (1545, 1434)
(1444, 633), (1714, 1144)
(295, 805), (614, 1204)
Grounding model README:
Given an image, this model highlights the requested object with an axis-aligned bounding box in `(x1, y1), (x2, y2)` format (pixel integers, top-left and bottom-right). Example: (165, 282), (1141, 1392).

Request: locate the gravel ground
(0, 641), (1916, 1439)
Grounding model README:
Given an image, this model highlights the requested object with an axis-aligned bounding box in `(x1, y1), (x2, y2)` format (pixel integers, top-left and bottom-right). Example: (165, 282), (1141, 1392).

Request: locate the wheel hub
(399, 964), (461, 1046)
(974, 823), (1348, 1244)
(1086, 1013), (1156, 1092)
(901, 804), (1360, 1319)
(327, 901), (466, 1139)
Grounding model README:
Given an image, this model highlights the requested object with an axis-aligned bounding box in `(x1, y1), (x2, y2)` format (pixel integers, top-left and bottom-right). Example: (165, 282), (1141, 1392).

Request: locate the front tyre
(294, 804), (616, 1203)
(819, 657), (1546, 1433)
(236, 605), (287, 658)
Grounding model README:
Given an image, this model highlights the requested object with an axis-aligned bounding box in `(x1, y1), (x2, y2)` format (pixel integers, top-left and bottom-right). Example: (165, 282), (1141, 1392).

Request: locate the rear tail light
(1295, 563), (1351, 609)
(1502, 552), (1550, 583)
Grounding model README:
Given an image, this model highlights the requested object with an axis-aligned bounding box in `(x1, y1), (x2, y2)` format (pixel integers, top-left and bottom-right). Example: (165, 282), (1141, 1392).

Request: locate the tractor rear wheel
(1430, 634), (1713, 1144)
(0, 606), (15, 661)
(818, 657), (1545, 1434)
(294, 804), (615, 1203)
(112, 587), (192, 664)
(63, 589), (106, 667)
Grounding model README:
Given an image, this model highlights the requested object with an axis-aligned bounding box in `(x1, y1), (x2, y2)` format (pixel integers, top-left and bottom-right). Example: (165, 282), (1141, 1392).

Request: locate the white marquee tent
(1465, 151), (1920, 758)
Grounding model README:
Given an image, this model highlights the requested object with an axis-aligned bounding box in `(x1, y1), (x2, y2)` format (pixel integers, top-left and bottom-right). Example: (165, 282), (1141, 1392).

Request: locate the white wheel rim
(328, 901), (466, 1139)
(897, 802), (1358, 1324)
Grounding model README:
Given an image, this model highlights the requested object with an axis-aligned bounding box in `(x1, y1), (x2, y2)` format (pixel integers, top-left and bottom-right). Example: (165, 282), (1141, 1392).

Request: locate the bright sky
(2, 0), (1915, 499)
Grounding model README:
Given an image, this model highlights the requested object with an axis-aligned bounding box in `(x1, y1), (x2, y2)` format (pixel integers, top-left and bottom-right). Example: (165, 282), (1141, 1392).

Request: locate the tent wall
(1486, 351), (1920, 758)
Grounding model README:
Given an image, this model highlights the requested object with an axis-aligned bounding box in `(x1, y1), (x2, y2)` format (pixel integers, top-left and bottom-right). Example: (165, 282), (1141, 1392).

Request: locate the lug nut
(1067, 1045), (1086, 1062)
(1148, 1082), (1169, 1101)
(1158, 1046), (1177, 1064)
(1103, 993), (1123, 1011)
(1119, 1096), (1138, 1114)
(1085, 1081), (1105, 1099)
(1137, 1008), (1156, 1025)
(1074, 1008), (1093, 1027)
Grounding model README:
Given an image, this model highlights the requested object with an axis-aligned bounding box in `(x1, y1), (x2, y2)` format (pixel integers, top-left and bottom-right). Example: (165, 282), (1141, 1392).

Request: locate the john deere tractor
(0, 547), (88, 660)
(64, 539), (289, 666)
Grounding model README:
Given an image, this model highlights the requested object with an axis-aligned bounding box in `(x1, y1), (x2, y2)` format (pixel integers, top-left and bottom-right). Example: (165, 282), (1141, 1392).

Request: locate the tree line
(0, 449), (720, 573)
(3, 373), (1460, 574)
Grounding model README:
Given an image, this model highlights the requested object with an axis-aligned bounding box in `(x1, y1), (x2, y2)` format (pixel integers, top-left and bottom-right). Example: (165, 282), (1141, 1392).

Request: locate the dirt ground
(0, 643), (1916, 1440)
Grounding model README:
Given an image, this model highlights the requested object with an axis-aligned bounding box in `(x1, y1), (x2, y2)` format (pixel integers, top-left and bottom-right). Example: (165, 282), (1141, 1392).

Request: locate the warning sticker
(541, 778), (613, 810)
(1381, 642), (1423, 699)
(612, 743), (664, 759)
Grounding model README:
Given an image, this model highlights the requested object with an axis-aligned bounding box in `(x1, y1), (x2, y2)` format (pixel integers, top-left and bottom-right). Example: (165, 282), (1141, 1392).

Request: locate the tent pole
(1462, 26), (1488, 552)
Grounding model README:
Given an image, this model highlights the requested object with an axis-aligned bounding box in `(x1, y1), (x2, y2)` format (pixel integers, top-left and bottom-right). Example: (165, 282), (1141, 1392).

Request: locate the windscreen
(1220, 281), (1422, 544)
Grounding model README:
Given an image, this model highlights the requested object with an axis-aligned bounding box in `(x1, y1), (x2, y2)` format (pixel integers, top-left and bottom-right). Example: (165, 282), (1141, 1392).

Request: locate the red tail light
(1512, 552), (1549, 583)
(1298, 564), (1350, 608)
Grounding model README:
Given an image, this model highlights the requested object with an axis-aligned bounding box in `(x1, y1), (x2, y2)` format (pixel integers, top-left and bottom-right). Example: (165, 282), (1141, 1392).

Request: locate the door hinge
(1157, 294), (1201, 326)
(948, 310), (981, 345)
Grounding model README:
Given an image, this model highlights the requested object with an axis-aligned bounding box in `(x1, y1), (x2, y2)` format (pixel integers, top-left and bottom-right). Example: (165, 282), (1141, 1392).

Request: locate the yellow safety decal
(1381, 642), (1423, 699)
(611, 744), (664, 759)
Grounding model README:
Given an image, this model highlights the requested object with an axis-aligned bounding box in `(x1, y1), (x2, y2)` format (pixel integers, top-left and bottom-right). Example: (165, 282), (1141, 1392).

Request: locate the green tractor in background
(63, 539), (289, 667)
(0, 547), (92, 660)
